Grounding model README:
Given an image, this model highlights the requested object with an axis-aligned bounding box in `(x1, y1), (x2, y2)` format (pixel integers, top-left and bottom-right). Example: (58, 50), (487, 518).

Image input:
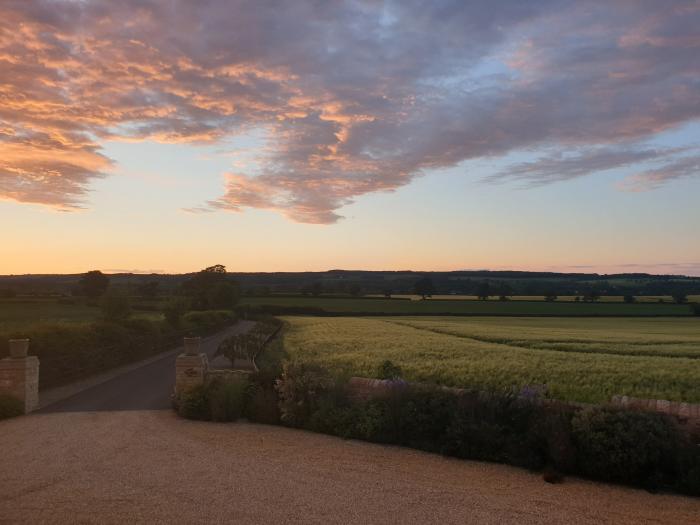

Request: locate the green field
(368, 294), (700, 303)
(0, 299), (161, 334)
(243, 296), (693, 316)
(282, 316), (700, 403)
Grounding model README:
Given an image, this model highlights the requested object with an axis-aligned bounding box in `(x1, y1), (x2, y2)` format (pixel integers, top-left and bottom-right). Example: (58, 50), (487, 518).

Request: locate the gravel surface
(1, 410), (698, 524)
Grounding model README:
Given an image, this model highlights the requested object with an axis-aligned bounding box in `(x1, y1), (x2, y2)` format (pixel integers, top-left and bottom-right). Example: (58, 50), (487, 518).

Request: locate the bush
(247, 386), (281, 425)
(275, 362), (335, 427)
(0, 394), (23, 420)
(377, 360), (402, 380)
(100, 292), (132, 322)
(207, 374), (250, 422)
(444, 392), (546, 469)
(175, 385), (210, 420)
(163, 298), (188, 328)
(571, 407), (684, 489)
(176, 374), (251, 422)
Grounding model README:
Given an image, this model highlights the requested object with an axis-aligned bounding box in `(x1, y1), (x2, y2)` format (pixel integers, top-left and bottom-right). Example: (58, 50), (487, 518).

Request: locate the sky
(0, 0), (699, 275)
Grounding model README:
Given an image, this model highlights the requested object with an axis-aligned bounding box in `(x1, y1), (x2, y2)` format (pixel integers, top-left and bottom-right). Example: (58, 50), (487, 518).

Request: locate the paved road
(40, 321), (255, 412)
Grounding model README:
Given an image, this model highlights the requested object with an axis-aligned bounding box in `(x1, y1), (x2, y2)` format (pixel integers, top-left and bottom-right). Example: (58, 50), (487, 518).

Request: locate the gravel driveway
(1, 410), (698, 524)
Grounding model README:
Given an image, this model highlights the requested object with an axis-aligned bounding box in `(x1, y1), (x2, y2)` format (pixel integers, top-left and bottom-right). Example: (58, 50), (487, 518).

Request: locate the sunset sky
(1, 1), (699, 275)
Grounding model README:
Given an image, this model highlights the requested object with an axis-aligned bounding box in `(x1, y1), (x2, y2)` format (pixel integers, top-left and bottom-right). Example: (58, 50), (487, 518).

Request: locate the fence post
(174, 337), (208, 396)
(0, 339), (39, 413)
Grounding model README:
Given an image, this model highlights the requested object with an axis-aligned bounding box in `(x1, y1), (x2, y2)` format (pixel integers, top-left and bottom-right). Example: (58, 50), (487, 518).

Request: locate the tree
(584, 289), (601, 302)
(136, 280), (159, 299)
(78, 270), (109, 298)
(414, 276), (435, 299)
(672, 292), (688, 304)
(163, 298), (187, 328)
(182, 265), (239, 310)
(349, 283), (362, 297)
(310, 282), (323, 297)
(476, 282), (491, 300)
(100, 292), (131, 322)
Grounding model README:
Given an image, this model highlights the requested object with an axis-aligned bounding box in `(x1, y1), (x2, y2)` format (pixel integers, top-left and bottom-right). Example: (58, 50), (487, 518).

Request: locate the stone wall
(174, 353), (209, 395)
(611, 395), (700, 435)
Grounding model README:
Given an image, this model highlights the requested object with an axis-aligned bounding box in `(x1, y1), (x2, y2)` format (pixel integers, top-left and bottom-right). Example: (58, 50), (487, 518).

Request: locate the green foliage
(376, 360), (402, 380)
(571, 408), (687, 490)
(136, 281), (160, 299)
(0, 310), (235, 390)
(78, 270), (109, 298)
(207, 374), (250, 422)
(176, 385), (211, 420)
(163, 298), (188, 328)
(241, 296), (693, 316)
(100, 292), (132, 322)
(414, 276), (435, 299)
(246, 385), (281, 424)
(181, 265), (240, 310)
(272, 360), (699, 495)
(275, 361), (335, 427)
(176, 374), (251, 422)
(182, 310), (236, 335)
(672, 292), (688, 304)
(0, 394), (23, 420)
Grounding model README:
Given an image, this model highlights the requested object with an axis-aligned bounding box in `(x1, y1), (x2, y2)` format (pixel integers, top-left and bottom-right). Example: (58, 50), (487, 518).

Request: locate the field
(243, 296), (694, 316)
(0, 299), (161, 334)
(367, 294), (700, 303)
(281, 316), (700, 403)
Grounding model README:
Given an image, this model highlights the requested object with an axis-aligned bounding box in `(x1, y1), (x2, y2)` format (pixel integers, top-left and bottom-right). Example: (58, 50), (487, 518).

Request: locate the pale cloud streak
(0, 1), (698, 222)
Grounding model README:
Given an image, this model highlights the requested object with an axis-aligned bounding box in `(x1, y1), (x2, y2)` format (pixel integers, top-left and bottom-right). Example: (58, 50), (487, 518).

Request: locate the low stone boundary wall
(611, 395), (700, 435)
(347, 377), (592, 411)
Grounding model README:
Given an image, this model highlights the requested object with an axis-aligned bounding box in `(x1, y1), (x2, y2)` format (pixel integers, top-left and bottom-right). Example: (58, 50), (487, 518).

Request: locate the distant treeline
(1, 269), (700, 298)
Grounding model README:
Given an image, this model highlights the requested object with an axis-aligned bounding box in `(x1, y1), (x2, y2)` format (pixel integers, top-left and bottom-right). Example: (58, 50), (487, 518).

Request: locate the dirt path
(1, 411), (698, 524)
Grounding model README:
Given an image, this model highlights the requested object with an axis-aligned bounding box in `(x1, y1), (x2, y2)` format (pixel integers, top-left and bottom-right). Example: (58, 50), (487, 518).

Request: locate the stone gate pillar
(175, 337), (208, 396)
(0, 339), (39, 414)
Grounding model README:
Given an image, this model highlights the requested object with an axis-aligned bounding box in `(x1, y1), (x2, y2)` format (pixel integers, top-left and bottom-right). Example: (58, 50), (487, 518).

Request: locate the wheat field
(282, 316), (700, 403)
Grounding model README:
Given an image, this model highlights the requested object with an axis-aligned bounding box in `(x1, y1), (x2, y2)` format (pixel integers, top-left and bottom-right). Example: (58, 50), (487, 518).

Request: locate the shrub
(100, 292), (132, 322)
(0, 394), (23, 420)
(377, 360), (402, 380)
(275, 361), (335, 427)
(571, 407), (683, 489)
(163, 298), (188, 328)
(247, 386), (281, 425)
(207, 374), (250, 422)
(175, 385), (211, 420)
(444, 392), (545, 469)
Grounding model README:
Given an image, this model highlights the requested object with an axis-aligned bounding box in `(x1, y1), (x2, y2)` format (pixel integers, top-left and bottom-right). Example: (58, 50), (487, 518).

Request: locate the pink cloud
(0, 1), (698, 222)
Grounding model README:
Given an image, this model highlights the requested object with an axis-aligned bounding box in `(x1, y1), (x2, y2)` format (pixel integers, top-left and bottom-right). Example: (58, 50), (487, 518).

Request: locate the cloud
(0, 1), (698, 221)
(617, 155), (700, 192)
(485, 147), (695, 186)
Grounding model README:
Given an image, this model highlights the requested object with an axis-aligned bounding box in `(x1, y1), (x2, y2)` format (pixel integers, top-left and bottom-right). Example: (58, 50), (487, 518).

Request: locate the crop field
(367, 294), (700, 303)
(0, 299), (161, 334)
(243, 296), (694, 316)
(282, 316), (700, 403)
